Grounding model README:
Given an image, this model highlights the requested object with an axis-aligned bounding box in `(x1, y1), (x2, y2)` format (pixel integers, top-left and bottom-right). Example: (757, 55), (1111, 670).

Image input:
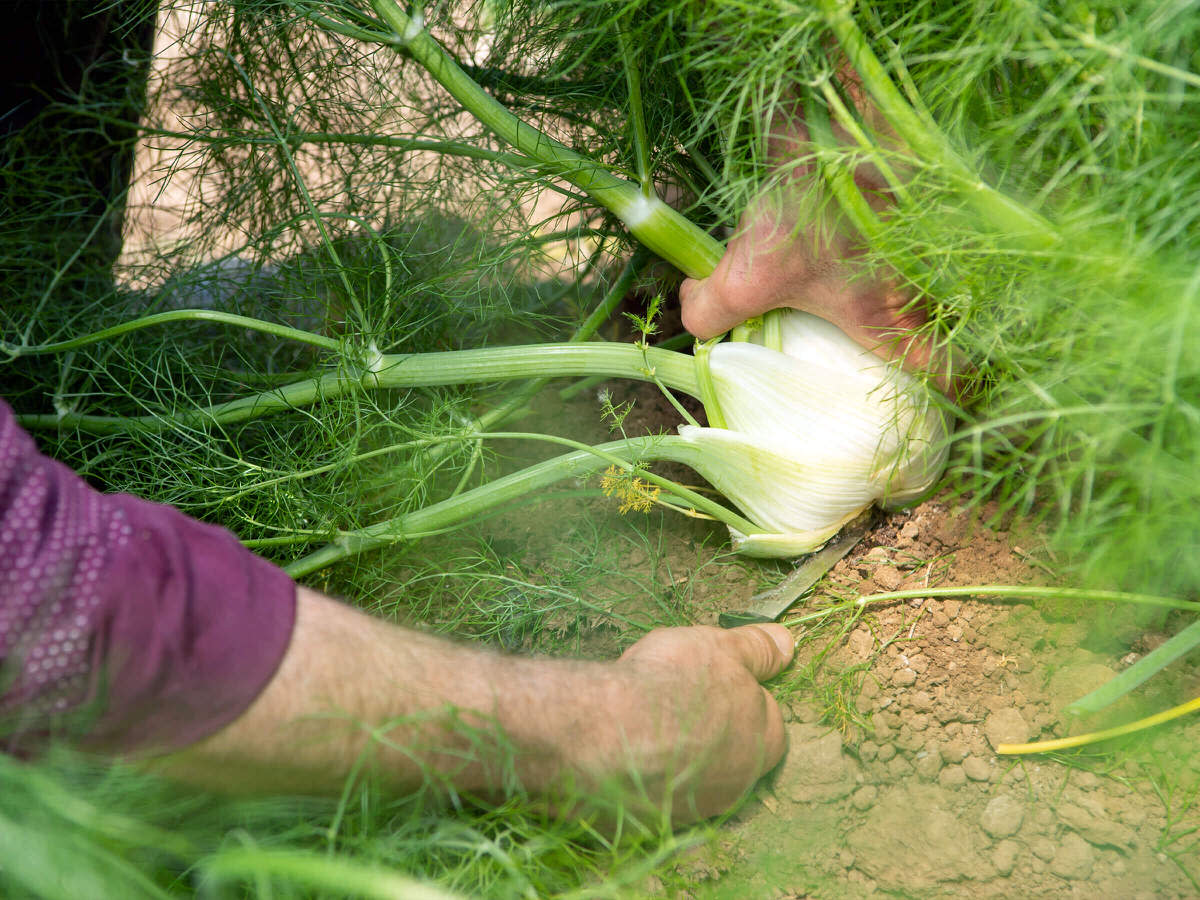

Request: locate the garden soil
(681, 499), (1200, 899)
(489, 380), (1200, 898)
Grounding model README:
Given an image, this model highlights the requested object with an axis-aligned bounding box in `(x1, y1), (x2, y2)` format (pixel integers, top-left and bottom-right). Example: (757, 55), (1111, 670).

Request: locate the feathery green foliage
(3, 0), (1199, 894)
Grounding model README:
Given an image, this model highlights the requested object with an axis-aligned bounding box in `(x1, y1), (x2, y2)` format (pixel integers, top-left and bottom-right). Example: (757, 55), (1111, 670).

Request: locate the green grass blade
(1066, 618), (1200, 715)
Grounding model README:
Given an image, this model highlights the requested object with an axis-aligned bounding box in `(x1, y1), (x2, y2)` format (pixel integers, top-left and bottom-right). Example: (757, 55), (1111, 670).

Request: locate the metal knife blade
(718, 509), (874, 628)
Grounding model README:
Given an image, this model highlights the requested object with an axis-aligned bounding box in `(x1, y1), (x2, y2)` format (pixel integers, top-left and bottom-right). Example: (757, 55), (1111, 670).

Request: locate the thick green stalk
(365, 0), (722, 278)
(20, 343), (701, 434)
(691, 338), (726, 429)
(285, 434), (758, 577)
(817, 0), (1059, 248)
(816, 78), (910, 206)
(372, 343), (702, 392)
(802, 93), (938, 297)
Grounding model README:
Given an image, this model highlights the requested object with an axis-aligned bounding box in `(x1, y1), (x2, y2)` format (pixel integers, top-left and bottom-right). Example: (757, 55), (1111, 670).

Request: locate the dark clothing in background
(1, 0), (156, 266)
(0, 399), (296, 755)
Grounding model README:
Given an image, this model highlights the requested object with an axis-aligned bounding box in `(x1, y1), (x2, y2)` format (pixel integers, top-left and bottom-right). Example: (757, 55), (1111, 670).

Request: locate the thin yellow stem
(997, 695), (1200, 755)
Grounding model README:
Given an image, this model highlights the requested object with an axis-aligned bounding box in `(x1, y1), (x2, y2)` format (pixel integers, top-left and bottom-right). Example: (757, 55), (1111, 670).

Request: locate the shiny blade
(718, 510), (874, 628)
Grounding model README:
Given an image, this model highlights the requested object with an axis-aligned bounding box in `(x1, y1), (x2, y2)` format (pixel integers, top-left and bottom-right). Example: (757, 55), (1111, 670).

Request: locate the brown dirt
(679, 500), (1200, 899)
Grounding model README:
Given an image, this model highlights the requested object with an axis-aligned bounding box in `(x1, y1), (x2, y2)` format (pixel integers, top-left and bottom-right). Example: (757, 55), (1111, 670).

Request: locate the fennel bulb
(680, 311), (948, 558)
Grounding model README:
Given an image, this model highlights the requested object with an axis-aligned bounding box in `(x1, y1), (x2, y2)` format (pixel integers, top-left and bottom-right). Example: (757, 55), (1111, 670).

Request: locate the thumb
(720, 624), (795, 682)
(679, 276), (734, 340)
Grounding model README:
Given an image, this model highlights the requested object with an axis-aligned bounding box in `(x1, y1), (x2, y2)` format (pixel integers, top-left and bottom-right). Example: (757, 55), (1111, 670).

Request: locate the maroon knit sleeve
(0, 400), (296, 756)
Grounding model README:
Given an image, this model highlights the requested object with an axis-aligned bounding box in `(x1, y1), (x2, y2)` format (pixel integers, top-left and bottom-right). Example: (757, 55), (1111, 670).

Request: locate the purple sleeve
(0, 400), (296, 756)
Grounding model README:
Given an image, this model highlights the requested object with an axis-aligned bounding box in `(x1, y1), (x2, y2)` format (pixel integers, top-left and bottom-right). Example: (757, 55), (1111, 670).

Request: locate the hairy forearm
(152, 587), (616, 797)
(152, 588), (792, 823)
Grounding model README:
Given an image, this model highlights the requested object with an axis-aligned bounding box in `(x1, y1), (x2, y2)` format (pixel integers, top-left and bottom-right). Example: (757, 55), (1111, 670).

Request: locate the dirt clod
(848, 786), (986, 888)
(776, 724), (857, 804)
(962, 755), (991, 781)
(1058, 795), (1137, 849)
(980, 794), (1025, 838)
(1050, 833), (1096, 880)
(984, 707), (1031, 748)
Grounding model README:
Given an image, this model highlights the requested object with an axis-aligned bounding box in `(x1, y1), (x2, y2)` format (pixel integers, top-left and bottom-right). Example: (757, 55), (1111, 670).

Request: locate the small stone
(873, 566), (904, 591)
(776, 723), (857, 803)
(940, 740), (969, 763)
(1050, 833), (1095, 880)
(893, 667), (917, 687)
(992, 839), (1020, 876)
(851, 785), (877, 811)
(931, 610), (950, 627)
(963, 755), (991, 781)
(1030, 836), (1057, 861)
(947, 624), (965, 642)
(984, 707), (1032, 749)
(837, 848), (855, 868)
(876, 743), (897, 763)
(847, 627), (874, 660)
(859, 740), (879, 761)
(980, 795), (1025, 838)
(938, 765), (967, 788)
(909, 690), (934, 713)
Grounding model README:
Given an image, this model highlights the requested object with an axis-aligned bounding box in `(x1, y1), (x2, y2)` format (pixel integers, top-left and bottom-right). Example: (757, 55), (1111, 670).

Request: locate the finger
(678, 277), (717, 340)
(678, 276), (747, 340)
(720, 624), (794, 682)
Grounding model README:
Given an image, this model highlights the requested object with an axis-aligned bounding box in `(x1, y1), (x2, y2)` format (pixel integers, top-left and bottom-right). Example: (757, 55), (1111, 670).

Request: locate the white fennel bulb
(679, 311), (948, 557)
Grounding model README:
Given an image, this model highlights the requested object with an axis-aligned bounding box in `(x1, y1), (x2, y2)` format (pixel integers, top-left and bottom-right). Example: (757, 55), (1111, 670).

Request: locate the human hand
(154, 591), (793, 828)
(678, 184), (926, 357)
(678, 104), (960, 394)
(576, 623), (794, 824)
